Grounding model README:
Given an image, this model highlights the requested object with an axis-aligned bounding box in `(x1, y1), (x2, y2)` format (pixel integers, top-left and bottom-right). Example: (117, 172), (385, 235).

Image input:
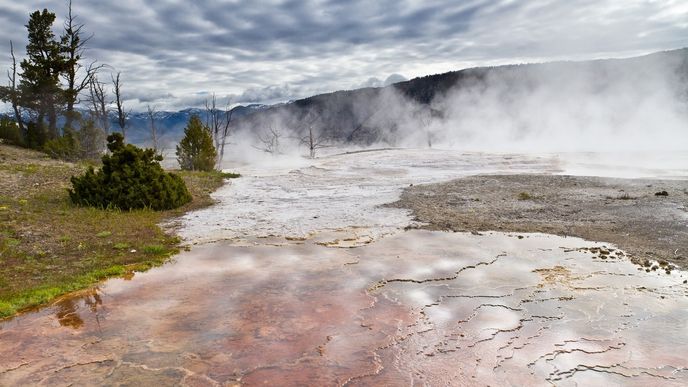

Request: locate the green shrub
(176, 114), (217, 171)
(0, 116), (24, 146)
(25, 121), (47, 149)
(69, 133), (192, 210)
(43, 127), (81, 161)
(76, 119), (106, 160)
(44, 121), (105, 161)
(221, 172), (241, 179)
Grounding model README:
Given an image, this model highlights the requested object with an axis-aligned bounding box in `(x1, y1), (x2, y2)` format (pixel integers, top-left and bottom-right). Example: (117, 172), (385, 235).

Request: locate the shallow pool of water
(1, 231), (686, 385)
(3, 149), (687, 385)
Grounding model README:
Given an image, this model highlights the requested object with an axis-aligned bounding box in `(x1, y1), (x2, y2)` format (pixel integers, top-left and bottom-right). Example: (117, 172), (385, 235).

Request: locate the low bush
(69, 133), (192, 210)
(43, 127), (81, 161)
(0, 116), (24, 146)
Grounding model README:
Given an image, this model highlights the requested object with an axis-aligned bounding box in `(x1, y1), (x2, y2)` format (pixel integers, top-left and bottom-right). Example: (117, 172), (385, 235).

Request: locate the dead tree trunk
(298, 110), (329, 158)
(61, 0), (102, 129)
(6, 41), (25, 134)
(88, 76), (109, 134)
(205, 93), (233, 168)
(111, 72), (128, 140)
(147, 105), (159, 152)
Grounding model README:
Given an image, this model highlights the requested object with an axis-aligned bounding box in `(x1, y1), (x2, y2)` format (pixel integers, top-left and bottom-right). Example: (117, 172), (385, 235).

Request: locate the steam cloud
(224, 49), (688, 161)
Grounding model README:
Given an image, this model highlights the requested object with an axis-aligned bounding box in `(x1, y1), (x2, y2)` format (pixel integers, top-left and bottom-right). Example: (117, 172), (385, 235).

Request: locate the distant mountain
(230, 48), (688, 147)
(120, 104), (268, 146)
(3, 104), (269, 147)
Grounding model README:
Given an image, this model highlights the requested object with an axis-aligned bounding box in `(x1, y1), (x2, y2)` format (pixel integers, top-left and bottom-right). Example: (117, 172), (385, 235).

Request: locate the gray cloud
(357, 74), (408, 89)
(0, 0), (686, 110)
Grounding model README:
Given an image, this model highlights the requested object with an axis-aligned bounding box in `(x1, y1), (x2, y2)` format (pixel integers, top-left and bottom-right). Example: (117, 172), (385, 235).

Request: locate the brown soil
(388, 174), (688, 268)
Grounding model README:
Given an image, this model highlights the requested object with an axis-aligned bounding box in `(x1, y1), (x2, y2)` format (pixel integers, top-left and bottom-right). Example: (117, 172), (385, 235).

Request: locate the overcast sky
(1, 0), (687, 111)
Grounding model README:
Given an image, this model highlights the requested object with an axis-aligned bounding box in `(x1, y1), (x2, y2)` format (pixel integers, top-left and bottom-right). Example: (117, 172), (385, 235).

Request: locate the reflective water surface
(1, 231), (687, 385)
(2, 149), (687, 386)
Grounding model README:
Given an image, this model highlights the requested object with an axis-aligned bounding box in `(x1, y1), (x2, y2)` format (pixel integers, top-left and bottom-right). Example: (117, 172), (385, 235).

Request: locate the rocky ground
(390, 174), (688, 269)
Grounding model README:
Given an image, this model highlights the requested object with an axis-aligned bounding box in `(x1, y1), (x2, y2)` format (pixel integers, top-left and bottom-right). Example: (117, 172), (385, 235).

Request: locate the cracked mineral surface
(1, 149), (687, 386)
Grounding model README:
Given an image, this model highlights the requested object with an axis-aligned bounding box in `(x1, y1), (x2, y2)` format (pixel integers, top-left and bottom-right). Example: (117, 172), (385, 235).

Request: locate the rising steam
(226, 49), (688, 160)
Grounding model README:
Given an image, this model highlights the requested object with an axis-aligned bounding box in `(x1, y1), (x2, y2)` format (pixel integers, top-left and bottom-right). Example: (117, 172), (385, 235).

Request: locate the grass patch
(113, 242), (130, 250)
(142, 244), (166, 255)
(517, 192), (533, 201)
(5, 238), (20, 247)
(220, 171), (241, 179)
(0, 144), (234, 319)
(0, 265), (138, 318)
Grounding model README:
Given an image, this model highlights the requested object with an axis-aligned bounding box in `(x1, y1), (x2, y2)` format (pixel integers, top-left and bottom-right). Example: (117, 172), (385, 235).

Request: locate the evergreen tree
(19, 9), (65, 142)
(176, 114), (217, 171)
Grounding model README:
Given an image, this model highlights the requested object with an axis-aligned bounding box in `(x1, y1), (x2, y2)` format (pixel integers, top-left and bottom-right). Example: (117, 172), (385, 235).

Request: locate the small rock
(655, 191), (669, 196)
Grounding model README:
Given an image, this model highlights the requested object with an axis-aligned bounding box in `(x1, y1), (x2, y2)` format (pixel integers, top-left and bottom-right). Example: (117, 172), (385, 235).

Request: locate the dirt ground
(389, 174), (688, 268)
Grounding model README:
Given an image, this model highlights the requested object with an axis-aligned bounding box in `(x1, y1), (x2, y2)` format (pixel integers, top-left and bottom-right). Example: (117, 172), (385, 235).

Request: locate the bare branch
(255, 124), (282, 154)
(6, 40), (25, 133)
(87, 75), (109, 134)
(147, 104), (159, 152)
(298, 110), (331, 158)
(111, 71), (127, 140)
(205, 93), (233, 168)
(62, 0), (105, 128)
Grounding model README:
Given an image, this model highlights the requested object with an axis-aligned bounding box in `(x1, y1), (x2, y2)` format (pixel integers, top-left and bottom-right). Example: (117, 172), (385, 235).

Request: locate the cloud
(355, 73), (407, 89)
(0, 0), (686, 110)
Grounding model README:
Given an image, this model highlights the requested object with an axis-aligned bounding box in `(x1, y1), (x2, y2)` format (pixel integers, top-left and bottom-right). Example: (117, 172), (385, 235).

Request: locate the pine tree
(176, 115), (217, 171)
(19, 9), (65, 142)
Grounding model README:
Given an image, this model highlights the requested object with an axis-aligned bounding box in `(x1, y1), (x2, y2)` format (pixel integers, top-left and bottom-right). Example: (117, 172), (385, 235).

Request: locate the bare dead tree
(218, 100), (233, 167)
(111, 71), (128, 140)
(5, 41), (25, 134)
(346, 105), (383, 142)
(205, 93), (233, 168)
(87, 75), (109, 134)
(61, 0), (104, 129)
(147, 104), (159, 152)
(254, 124), (282, 154)
(299, 110), (330, 158)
